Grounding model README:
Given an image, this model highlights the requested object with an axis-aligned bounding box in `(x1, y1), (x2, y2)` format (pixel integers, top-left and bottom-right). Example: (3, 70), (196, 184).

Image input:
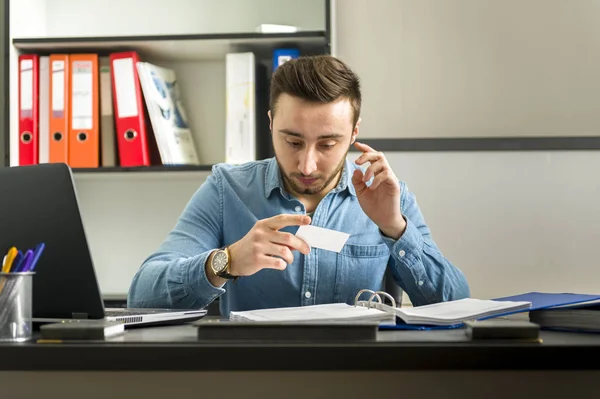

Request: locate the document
(295, 225), (350, 253)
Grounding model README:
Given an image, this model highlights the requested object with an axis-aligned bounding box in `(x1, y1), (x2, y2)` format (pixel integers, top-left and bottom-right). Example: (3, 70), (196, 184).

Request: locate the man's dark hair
(269, 55), (361, 127)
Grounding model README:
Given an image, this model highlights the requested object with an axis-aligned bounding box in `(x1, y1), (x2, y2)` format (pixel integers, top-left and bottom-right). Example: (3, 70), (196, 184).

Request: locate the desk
(1, 321), (600, 398)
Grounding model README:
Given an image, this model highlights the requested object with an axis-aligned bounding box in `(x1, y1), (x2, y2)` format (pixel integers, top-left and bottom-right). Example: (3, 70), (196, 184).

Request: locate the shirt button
(295, 206), (302, 212)
(418, 280), (424, 286)
(305, 291), (311, 298)
(399, 250), (406, 257)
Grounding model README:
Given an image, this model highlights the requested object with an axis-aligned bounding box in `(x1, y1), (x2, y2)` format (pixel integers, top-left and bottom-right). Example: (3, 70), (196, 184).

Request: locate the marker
(2, 247), (17, 273)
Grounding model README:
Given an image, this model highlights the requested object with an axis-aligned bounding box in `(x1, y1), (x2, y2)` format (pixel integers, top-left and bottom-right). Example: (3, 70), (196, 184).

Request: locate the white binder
(225, 52), (256, 164)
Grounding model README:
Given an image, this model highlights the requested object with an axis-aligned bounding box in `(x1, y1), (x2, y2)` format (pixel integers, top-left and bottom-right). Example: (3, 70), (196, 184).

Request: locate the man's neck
(287, 171), (344, 214)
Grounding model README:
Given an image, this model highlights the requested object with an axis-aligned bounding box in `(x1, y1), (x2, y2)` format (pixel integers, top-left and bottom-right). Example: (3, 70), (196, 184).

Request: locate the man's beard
(277, 151), (348, 196)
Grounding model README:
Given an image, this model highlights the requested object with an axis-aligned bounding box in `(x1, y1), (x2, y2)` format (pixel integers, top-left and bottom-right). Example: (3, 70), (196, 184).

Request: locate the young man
(127, 55), (470, 315)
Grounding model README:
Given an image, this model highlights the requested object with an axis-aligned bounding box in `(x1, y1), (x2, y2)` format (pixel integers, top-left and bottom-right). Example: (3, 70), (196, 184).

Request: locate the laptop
(0, 163), (207, 327)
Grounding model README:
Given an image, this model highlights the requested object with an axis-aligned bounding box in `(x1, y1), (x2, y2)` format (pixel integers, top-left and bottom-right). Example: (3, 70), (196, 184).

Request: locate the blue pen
(15, 250), (33, 272)
(25, 243), (45, 272)
(10, 250), (23, 272)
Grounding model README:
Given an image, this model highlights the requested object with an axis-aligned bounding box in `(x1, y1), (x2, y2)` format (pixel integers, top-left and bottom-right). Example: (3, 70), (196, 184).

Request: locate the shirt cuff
(382, 216), (424, 267)
(185, 251), (226, 304)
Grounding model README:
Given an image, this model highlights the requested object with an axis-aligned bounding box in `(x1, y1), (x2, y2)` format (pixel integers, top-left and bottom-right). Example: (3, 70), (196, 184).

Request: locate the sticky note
(295, 225), (350, 253)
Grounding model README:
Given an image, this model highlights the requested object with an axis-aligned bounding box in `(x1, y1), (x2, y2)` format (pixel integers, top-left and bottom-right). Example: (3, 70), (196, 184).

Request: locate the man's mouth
(297, 176), (318, 185)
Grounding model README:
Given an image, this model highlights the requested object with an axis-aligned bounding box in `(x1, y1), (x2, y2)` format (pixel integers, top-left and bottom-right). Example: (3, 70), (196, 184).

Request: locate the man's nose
(298, 149), (317, 176)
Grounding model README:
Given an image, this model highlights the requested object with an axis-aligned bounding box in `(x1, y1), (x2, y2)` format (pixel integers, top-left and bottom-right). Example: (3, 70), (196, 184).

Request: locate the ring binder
(354, 289), (397, 310)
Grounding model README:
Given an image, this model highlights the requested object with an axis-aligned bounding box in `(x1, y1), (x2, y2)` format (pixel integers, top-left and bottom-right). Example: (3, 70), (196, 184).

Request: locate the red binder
(109, 51), (151, 167)
(18, 54), (39, 165)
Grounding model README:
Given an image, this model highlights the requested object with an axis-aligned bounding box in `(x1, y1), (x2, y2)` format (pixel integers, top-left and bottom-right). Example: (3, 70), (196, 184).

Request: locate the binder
(48, 54), (70, 164)
(225, 52), (256, 164)
(18, 54), (39, 166)
(68, 54), (99, 168)
(494, 292), (600, 334)
(272, 48), (299, 71)
(38, 56), (50, 164)
(109, 51), (152, 167)
(229, 289), (533, 331)
(136, 61), (199, 165)
(99, 56), (117, 167)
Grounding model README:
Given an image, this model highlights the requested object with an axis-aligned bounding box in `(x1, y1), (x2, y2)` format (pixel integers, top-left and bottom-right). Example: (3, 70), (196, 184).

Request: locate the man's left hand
(351, 142), (407, 240)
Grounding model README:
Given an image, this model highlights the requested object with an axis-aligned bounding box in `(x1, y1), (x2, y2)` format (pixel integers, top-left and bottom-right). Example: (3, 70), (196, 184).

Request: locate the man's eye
(287, 141), (301, 148)
(320, 143), (336, 149)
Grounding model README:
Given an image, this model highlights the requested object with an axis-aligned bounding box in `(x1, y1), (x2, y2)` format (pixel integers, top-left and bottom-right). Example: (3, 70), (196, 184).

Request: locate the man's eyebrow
(278, 129), (344, 140)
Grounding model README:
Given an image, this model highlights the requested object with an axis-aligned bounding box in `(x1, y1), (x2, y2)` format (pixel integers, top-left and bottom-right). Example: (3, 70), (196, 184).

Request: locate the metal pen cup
(0, 272), (35, 342)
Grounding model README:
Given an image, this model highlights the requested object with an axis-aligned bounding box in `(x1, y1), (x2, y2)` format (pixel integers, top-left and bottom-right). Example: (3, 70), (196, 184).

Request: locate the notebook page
(230, 303), (390, 322)
(396, 298), (531, 322)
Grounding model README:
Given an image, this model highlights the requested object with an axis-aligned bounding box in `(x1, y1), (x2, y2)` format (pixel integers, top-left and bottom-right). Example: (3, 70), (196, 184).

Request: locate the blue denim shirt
(127, 157), (470, 315)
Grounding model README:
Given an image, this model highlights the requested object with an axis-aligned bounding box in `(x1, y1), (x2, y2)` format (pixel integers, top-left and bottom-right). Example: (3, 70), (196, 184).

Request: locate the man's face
(268, 93), (359, 197)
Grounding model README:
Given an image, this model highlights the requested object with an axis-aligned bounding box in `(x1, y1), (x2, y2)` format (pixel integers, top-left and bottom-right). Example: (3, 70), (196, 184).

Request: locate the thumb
(352, 169), (367, 193)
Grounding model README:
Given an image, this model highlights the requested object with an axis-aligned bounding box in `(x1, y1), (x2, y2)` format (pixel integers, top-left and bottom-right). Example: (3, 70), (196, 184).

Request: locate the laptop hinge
(72, 312), (89, 319)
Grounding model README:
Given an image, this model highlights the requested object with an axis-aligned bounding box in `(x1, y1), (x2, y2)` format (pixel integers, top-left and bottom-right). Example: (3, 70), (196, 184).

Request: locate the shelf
(71, 164), (215, 173)
(12, 31), (329, 61)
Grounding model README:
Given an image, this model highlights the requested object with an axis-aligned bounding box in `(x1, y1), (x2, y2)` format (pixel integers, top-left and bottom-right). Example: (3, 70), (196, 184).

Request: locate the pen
(9, 250), (23, 272)
(16, 250), (33, 272)
(25, 243), (45, 272)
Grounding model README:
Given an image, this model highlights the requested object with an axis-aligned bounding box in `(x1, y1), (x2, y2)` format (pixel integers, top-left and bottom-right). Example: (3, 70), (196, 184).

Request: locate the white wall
(44, 0), (325, 37)
(335, 0), (600, 139)
(337, 0), (600, 300)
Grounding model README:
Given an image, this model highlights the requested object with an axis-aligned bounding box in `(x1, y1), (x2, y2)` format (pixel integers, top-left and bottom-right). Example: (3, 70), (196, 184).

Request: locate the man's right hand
(205, 214), (312, 287)
(228, 214), (312, 276)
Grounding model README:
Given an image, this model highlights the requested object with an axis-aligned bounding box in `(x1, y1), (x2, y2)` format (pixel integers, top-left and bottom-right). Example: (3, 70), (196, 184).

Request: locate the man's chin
(291, 182), (324, 196)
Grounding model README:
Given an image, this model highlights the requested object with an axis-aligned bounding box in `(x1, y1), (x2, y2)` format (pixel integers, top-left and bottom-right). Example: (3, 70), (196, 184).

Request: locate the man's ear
(350, 116), (361, 145)
(268, 110), (273, 131)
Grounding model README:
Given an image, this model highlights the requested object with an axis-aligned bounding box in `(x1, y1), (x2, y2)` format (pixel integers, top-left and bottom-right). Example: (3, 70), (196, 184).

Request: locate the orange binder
(68, 54), (99, 168)
(48, 54), (70, 163)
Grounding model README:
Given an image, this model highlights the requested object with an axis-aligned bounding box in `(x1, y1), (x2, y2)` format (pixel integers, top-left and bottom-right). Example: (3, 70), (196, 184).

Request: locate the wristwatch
(210, 247), (237, 280)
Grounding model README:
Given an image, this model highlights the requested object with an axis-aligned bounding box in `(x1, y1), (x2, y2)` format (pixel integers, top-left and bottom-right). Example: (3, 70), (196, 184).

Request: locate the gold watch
(210, 247), (237, 280)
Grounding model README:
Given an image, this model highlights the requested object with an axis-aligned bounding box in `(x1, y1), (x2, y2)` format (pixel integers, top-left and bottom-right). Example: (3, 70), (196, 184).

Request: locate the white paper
(295, 225), (350, 253)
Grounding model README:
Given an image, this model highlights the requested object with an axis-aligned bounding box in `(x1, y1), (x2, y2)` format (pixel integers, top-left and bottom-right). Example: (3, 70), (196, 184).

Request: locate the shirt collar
(264, 157), (357, 198)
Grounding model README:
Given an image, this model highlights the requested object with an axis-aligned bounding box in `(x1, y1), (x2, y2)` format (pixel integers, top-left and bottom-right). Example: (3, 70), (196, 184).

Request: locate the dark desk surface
(2, 318), (600, 372)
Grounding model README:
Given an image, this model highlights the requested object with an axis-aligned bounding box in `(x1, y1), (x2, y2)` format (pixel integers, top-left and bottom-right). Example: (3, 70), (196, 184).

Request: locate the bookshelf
(5, 0), (332, 173)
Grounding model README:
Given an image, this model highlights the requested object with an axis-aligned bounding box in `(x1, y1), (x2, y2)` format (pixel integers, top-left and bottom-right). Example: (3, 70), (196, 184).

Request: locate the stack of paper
(385, 298), (532, 326)
(230, 303), (395, 324)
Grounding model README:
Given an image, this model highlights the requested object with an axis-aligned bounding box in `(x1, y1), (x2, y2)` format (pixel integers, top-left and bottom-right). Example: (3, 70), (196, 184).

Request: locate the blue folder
(379, 292), (600, 331)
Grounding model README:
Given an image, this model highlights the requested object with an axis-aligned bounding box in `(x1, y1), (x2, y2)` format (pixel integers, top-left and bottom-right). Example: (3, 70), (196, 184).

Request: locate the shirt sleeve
(127, 169), (226, 309)
(381, 181), (471, 306)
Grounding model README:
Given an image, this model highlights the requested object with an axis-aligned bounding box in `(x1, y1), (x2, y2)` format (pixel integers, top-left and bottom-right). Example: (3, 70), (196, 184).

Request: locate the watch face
(213, 251), (228, 273)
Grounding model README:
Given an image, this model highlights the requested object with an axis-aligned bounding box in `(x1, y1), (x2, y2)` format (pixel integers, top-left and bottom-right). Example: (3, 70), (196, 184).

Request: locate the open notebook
(229, 289), (532, 328)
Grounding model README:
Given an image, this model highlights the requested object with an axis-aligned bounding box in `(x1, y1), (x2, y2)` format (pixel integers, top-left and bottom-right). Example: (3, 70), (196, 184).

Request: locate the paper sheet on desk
(295, 225), (350, 253)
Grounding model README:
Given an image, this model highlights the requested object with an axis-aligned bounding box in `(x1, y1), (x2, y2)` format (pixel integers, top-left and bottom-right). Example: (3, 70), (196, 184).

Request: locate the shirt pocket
(334, 243), (390, 305)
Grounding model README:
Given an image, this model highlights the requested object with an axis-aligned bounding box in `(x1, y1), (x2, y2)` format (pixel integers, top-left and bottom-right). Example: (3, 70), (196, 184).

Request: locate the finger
(362, 158), (386, 182)
(354, 141), (377, 153)
(355, 150), (384, 166)
(259, 254), (287, 270)
(369, 169), (394, 190)
(264, 213), (311, 231)
(264, 243), (294, 264)
(352, 169), (368, 195)
(270, 231), (311, 255)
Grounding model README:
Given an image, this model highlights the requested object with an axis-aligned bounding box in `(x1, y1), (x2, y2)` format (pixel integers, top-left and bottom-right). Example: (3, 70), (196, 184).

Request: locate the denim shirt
(127, 157), (470, 315)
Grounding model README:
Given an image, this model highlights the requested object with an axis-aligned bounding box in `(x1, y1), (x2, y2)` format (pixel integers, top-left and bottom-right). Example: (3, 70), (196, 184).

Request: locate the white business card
(295, 225), (350, 253)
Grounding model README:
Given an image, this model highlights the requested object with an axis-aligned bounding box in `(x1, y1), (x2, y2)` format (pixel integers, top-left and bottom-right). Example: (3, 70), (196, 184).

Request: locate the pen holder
(0, 272), (35, 342)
